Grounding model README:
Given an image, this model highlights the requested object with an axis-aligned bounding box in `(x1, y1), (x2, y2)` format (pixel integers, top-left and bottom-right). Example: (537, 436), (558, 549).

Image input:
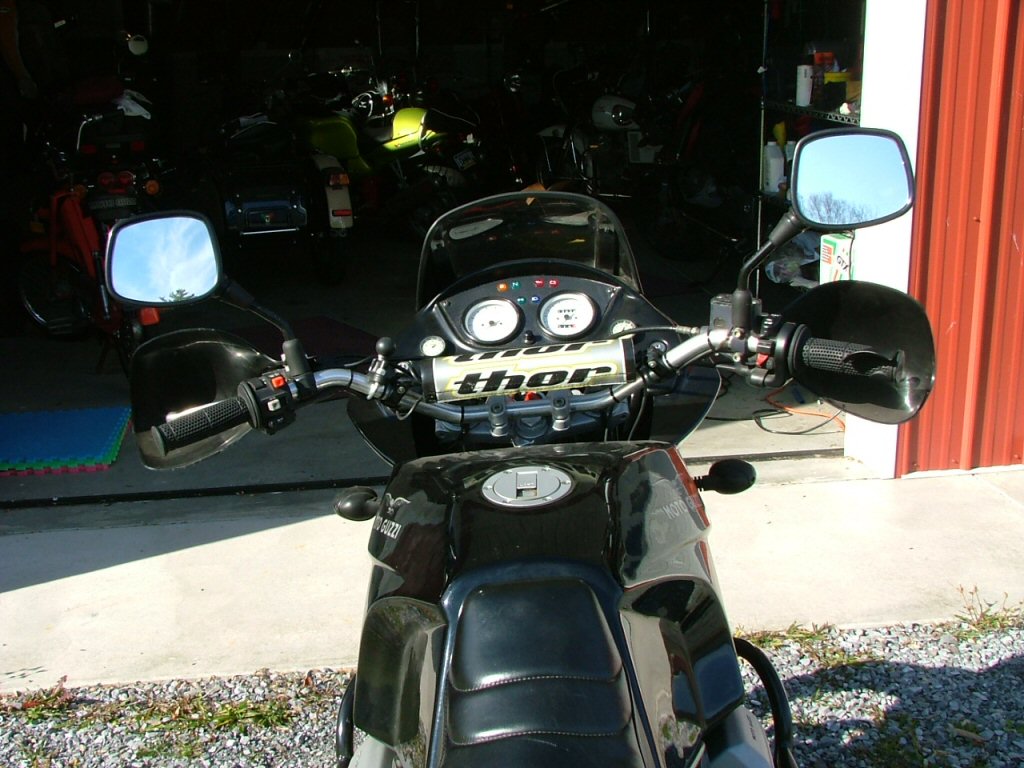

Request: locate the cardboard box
(820, 233), (853, 282)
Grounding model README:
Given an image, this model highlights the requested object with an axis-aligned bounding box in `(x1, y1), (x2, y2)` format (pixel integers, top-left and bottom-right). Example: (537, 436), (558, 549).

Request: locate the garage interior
(1, 0), (882, 498)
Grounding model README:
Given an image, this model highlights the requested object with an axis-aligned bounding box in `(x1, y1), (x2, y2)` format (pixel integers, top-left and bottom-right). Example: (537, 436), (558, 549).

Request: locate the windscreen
(415, 191), (641, 307)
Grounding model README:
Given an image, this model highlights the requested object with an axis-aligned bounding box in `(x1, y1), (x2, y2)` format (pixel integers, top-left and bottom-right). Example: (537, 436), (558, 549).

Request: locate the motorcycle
(104, 127), (934, 767)
(18, 86), (164, 373)
(290, 69), (482, 239)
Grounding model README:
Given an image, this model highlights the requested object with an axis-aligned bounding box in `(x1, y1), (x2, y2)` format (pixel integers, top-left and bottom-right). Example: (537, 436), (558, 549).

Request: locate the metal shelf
(763, 99), (861, 125)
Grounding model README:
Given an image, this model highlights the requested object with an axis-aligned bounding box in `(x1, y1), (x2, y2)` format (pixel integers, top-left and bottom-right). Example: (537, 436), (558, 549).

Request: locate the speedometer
(463, 298), (522, 344)
(539, 292), (597, 338)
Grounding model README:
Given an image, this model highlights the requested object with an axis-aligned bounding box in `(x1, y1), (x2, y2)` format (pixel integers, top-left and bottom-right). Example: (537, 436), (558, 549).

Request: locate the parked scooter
(104, 128), (934, 766)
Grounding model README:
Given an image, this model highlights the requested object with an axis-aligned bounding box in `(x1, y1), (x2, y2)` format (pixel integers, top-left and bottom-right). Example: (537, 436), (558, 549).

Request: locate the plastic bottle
(762, 142), (785, 195)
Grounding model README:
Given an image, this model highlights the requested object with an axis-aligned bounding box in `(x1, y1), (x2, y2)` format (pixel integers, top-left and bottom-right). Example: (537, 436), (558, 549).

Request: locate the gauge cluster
(394, 270), (678, 369)
(430, 275), (620, 351)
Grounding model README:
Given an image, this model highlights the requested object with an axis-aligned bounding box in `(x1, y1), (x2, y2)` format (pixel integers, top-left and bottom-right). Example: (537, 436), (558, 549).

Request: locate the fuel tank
(355, 441), (745, 763)
(365, 440), (719, 605)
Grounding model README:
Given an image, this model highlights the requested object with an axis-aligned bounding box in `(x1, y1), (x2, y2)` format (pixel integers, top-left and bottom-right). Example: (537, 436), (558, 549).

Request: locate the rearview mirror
(791, 128), (914, 230)
(106, 212), (222, 306)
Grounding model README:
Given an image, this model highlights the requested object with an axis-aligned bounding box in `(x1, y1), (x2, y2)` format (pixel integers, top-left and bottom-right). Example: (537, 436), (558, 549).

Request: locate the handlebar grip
(797, 337), (903, 383)
(151, 396), (253, 456)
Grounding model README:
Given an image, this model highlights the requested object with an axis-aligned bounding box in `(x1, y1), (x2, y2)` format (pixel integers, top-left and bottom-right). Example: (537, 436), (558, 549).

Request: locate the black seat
(440, 577), (646, 767)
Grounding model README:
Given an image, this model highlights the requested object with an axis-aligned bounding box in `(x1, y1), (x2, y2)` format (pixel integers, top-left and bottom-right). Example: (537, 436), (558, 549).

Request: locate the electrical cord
(758, 384), (845, 434)
(703, 377), (844, 434)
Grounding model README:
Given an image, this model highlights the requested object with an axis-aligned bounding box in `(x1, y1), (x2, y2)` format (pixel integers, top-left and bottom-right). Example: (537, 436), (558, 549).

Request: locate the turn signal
(144, 179), (161, 195)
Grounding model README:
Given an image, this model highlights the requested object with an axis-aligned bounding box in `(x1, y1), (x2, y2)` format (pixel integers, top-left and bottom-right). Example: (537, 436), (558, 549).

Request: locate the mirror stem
(737, 211), (806, 291)
(220, 280), (315, 391)
(733, 211), (806, 330)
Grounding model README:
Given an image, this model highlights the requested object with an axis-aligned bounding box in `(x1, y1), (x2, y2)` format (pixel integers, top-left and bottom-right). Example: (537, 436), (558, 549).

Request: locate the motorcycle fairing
(354, 597), (446, 757)
(415, 191), (642, 309)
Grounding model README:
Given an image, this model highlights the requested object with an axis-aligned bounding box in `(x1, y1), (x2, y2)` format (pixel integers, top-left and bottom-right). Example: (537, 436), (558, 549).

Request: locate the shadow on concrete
(0, 488), (348, 593)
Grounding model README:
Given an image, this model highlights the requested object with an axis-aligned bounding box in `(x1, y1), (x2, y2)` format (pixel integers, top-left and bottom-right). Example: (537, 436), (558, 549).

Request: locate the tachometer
(463, 298), (522, 344)
(539, 292), (597, 338)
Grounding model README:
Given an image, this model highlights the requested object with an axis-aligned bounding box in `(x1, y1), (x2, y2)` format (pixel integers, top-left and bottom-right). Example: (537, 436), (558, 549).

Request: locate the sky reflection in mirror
(794, 134), (912, 228)
(110, 216), (219, 304)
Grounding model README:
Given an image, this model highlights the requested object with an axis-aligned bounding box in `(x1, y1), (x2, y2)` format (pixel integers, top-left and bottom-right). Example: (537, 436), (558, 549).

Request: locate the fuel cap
(481, 464), (573, 509)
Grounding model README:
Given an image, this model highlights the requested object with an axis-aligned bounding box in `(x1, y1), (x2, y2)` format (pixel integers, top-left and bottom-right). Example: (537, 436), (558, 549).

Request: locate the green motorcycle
(292, 72), (481, 238)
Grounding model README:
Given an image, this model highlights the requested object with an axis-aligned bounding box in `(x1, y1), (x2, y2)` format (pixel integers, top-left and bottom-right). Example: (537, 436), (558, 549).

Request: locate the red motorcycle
(18, 91), (162, 373)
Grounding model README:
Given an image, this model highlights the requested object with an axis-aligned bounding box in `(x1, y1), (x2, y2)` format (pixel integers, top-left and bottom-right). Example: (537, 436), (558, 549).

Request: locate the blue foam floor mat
(0, 406), (132, 474)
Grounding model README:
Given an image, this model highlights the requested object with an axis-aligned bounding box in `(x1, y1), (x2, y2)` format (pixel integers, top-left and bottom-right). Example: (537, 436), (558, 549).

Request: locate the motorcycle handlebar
(151, 396), (254, 457)
(147, 327), (907, 455)
(793, 335), (903, 383)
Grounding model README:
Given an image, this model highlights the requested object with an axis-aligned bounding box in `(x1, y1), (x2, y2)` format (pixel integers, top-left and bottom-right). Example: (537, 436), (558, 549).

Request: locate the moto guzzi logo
(430, 339), (632, 402)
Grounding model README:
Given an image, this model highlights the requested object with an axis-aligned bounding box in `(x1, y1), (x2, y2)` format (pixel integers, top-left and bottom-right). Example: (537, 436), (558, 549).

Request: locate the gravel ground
(2, 617), (1021, 767)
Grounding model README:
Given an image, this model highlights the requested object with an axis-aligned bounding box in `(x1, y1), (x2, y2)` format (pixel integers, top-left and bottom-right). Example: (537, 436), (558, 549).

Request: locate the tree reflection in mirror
(791, 130), (914, 230)
(108, 214), (221, 306)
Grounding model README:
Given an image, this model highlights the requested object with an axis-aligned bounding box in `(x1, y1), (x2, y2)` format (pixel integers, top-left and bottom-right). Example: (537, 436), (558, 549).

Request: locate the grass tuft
(949, 586), (1024, 640)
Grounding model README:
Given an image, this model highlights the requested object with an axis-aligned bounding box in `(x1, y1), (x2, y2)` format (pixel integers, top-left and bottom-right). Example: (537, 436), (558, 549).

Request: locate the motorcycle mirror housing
(790, 128), (914, 231)
(107, 211), (315, 390)
(733, 128), (915, 329)
(106, 211), (223, 308)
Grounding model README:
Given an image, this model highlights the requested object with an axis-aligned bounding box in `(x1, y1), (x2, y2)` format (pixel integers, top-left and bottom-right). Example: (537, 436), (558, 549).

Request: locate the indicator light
(534, 279), (545, 288)
(511, 280), (521, 290)
(531, 295), (541, 303)
(497, 282), (509, 292)
(548, 279), (559, 288)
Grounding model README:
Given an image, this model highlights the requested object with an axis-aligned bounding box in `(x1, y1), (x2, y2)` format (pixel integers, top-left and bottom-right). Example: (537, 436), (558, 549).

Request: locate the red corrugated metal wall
(898, 0), (1024, 474)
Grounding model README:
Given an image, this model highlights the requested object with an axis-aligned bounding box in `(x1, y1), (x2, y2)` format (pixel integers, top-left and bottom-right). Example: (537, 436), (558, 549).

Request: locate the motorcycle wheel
(17, 251), (92, 337)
